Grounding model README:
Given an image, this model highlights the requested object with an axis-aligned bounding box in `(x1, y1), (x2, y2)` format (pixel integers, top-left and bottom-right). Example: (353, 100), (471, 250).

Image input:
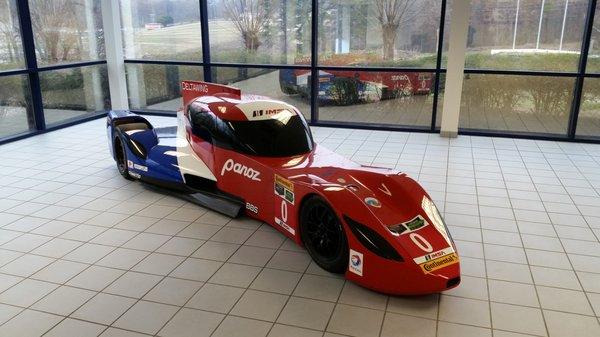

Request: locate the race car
(106, 80), (460, 295)
(280, 68), (433, 105)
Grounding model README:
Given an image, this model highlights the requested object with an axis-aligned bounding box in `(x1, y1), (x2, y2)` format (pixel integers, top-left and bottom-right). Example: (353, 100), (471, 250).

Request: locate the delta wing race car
(107, 80), (460, 295)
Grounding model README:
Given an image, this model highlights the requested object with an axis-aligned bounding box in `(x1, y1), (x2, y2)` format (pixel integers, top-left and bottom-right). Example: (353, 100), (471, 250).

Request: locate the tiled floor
(1, 116), (600, 337)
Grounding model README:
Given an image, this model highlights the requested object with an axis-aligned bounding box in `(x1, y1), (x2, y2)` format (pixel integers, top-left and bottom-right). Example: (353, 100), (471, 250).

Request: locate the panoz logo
(348, 249), (363, 276)
(252, 108), (284, 118)
(181, 82), (208, 93)
(391, 74), (410, 81)
(221, 159), (261, 181)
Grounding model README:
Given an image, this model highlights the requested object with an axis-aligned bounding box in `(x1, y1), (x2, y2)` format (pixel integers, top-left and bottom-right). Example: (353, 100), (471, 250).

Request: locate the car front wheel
(300, 196), (348, 274)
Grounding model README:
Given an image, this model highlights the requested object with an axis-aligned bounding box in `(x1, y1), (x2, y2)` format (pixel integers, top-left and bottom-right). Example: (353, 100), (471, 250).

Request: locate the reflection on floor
(0, 108), (98, 139)
(0, 116), (599, 336)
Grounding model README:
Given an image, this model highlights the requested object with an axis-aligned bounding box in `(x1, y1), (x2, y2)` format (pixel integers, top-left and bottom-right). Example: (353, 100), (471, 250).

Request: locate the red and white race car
(107, 81), (460, 295)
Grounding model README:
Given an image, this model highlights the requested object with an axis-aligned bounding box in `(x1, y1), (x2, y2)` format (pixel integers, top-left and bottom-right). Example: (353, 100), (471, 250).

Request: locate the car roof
(191, 93), (301, 122)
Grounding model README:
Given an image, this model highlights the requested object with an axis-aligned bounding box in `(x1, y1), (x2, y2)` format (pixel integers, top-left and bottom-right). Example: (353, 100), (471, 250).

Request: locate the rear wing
(181, 80), (241, 112)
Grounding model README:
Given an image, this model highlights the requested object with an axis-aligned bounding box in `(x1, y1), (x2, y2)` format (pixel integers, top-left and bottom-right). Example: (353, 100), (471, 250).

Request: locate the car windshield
(226, 115), (313, 157)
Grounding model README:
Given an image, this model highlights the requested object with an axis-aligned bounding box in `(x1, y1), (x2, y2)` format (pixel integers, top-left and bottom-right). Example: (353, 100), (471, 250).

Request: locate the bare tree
(223, 0), (272, 51)
(374, 0), (417, 60)
(0, 0), (21, 64)
(29, 0), (83, 62)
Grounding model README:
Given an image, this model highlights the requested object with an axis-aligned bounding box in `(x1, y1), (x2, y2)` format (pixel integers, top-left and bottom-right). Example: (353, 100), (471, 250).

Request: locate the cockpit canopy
(188, 100), (314, 157)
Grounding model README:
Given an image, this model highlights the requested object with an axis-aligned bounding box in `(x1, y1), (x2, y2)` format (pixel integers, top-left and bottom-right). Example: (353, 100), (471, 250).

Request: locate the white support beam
(101, 0), (129, 110)
(440, 0), (472, 138)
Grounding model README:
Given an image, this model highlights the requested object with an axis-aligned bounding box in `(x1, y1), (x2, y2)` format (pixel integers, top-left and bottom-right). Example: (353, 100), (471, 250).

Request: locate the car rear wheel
(114, 135), (133, 180)
(300, 196), (348, 273)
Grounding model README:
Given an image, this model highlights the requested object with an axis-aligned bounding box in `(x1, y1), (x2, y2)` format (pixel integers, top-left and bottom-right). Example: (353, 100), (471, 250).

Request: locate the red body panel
(179, 81), (460, 295)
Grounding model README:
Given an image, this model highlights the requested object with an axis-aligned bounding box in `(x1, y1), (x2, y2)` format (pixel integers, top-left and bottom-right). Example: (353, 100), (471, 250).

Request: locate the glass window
(120, 0), (202, 61)
(209, 0), (312, 64)
(318, 0), (442, 68)
(40, 65), (110, 127)
(576, 77), (600, 138)
(125, 64), (203, 111)
(0, 0), (24, 70)
(465, 0), (588, 72)
(0, 75), (34, 139)
(459, 74), (575, 135)
(316, 70), (435, 127)
(214, 66), (311, 120)
(30, 0), (105, 66)
(586, 4), (600, 72)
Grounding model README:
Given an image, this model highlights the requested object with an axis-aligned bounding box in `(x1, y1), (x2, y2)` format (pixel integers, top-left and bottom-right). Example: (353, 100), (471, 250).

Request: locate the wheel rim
(115, 140), (126, 174)
(304, 203), (342, 259)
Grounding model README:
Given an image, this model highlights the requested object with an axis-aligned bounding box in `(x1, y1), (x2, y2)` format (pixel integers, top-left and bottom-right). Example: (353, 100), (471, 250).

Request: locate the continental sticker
(418, 253), (459, 273)
(274, 174), (295, 204)
(413, 247), (455, 265)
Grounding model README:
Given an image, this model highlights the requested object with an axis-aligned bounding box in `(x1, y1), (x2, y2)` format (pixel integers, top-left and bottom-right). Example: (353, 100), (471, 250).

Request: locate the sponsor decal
(337, 178), (346, 184)
(274, 217), (295, 235)
(393, 215), (429, 236)
(349, 249), (363, 276)
(405, 216), (426, 231)
(245, 202), (259, 214)
(133, 163), (148, 172)
(128, 171), (141, 179)
(181, 81), (208, 93)
(221, 159), (261, 181)
(413, 247), (455, 265)
(127, 160), (133, 169)
(364, 197), (381, 208)
(252, 108), (285, 118)
(274, 174), (295, 204)
(418, 253), (459, 273)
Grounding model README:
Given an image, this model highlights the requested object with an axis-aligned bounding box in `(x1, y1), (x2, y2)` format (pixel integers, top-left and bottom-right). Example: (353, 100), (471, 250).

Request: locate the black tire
(114, 135), (133, 180)
(300, 196), (348, 273)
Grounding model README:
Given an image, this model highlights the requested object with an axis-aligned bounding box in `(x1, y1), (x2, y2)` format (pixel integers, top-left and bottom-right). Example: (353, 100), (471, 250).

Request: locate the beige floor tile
(159, 308), (224, 337)
(169, 257), (222, 281)
(439, 295), (491, 327)
(327, 304), (384, 337)
(31, 285), (95, 316)
(250, 268), (302, 295)
(114, 300), (179, 335)
(544, 310), (600, 337)
(0, 309), (62, 337)
(293, 274), (344, 302)
(212, 316), (272, 337)
(231, 289), (288, 321)
(277, 297), (335, 330)
(44, 318), (106, 337)
(436, 321), (492, 337)
(186, 283), (244, 313)
(72, 293), (136, 325)
(491, 302), (546, 336)
(208, 263), (261, 288)
(387, 294), (439, 320)
(143, 277), (203, 306)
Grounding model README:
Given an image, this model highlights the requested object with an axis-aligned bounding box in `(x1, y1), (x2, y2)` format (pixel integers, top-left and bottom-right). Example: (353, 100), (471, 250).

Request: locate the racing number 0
(410, 233), (433, 253)
(281, 200), (288, 223)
